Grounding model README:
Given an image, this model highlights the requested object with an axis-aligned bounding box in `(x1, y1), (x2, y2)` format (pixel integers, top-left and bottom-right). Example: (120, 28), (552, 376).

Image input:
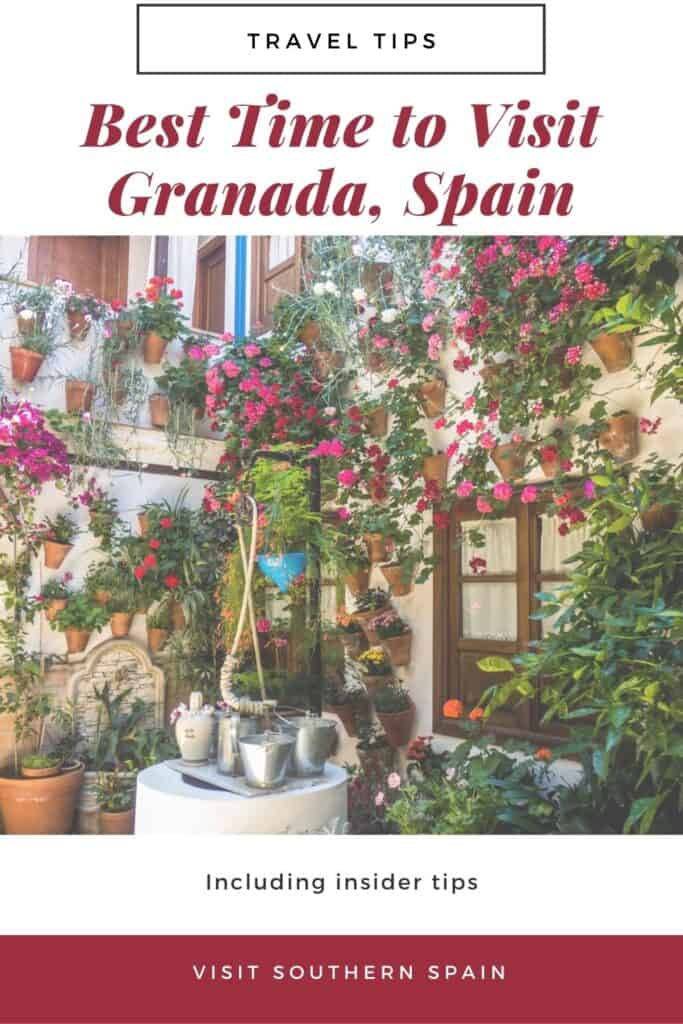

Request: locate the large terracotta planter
(418, 378), (446, 418)
(345, 567), (369, 595)
(99, 808), (134, 835)
(381, 631), (412, 667)
(324, 703), (358, 738)
(366, 407), (388, 437)
(590, 332), (633, 373)
(641, 503), (678, 532)
(490, 442), (527, 481)
(149, 393), (170, 428)
(64, 628), (91, 655)
(65, 379), (95, 413)
(0, 763), (84, 834)
(67, 310), (90, 340)
(376, 702), (415, 749)
(363, 532), (388, 564)
(422, 453), (448, 488)
(143, 331), (169, 365)
(10, 346), (44, 383)
(379, 563), (412, 597)
(298, 321), (320, 347)
(21, 762), (61, 780)
(43, 540), (72, 570)
(147, 627), (169, 654)
(110, 612), (134, 638)
(44, 598), (67, 622)
(599, 413), (638, 462)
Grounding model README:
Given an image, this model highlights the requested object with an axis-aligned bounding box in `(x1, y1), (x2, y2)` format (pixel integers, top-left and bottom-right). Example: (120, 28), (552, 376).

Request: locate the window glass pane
(462, 582), (517, 641)
(536, 580), (570, 636)
(540, 516), (589, 573)
(268, 237), (295, 269)
(461, 518), (516, 576)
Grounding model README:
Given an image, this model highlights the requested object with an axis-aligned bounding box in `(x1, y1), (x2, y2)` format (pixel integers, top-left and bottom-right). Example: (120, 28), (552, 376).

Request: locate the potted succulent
(131, 276), (187, 364)
(147, 601), (172, 654)
(358, 645), (393, 691)
(372, 683), (415, 749)
(64, 292), (107, 340)
(371, 609), (412, 667)
(40, 513), (77, 569)
(37, 573), (73, 622)
(9, 329), (55, 383)
(322, 679), (367, 739)
(51, 590), (109, 655)
(95, 769), (135, 834)
(352, 588), (390, 643)
(108, 588), (138, 638)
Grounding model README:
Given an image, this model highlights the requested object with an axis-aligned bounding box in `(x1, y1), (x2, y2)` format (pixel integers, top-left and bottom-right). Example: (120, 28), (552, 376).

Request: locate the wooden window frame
(250, 236), (303, 331)
(433, 492), (569, 744)
(26, 236), (129, 304)
(193, 236), (227, 335)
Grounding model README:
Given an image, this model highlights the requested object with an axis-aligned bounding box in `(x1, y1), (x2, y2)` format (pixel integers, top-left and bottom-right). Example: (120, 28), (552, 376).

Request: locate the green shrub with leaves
(51, 592), (109, 633)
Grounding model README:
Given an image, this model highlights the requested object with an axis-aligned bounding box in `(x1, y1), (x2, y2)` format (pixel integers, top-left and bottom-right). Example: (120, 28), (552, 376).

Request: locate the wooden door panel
(27, 236), (129, 303)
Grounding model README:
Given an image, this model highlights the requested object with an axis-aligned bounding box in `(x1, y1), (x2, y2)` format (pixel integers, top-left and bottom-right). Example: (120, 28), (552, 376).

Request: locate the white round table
(134, 762), (348, 834)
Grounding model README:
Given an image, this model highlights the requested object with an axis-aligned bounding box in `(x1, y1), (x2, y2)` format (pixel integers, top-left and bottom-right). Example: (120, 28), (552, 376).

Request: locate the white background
(0, 0), (682, 939)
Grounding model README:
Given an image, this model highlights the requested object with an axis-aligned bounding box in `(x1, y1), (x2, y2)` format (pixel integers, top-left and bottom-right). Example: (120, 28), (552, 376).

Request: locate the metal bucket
(239, 732), (295, 790)
(216, 713), (261, 776)
(279, 716), (338, 777)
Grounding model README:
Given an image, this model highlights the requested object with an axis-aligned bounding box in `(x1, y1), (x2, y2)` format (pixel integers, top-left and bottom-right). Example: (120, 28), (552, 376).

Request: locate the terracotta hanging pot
(540, 451), (560, 479)
(490, 442), (527, 481)
(94, 589), (112, 607)
(43, 540), (72, 570)
(641, 503), (678, 532)
(10, 346), (44, 383)
(345, 567), (369, 595)
(99, 808), (134, 835)
(171, 601), (186, 630)
(66, 310), (90, 340)
(366, 407), (389, 437)
(379, 563), (412, 597)
(110, 612), (134, 638)
(323, 703), (358, 738)
(422, 453), (448, 488)
(351, 608), (382, 642)
(298, 321), (320, 347)
(418, 378), (446, 418)
(138, 512), (150, 536)
(65, 380), (95, 413)
(315, 350), (345, 377)
(599, 413), (639, 462)
(149, 393), (170, 428)
(381, 631), (412, 667)
(363, 532), (388, 563)
(590, 332), (633, 373)
(376, 702), (415, 749)
(44, 598), (68, 622)
(143, 331), (169, 365)
(0, 763), (84, 835)
(147, 626), (169, 654)
(64, 628), (91, 655)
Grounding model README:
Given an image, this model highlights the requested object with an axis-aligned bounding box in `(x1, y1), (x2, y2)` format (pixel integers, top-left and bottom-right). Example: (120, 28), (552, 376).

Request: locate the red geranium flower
(164, 575), (180, 589)
(149, 539), (161, 550)
(133, 565), (146, 580)
(159, 517), (173, 529)
(143, 554), (157, 568)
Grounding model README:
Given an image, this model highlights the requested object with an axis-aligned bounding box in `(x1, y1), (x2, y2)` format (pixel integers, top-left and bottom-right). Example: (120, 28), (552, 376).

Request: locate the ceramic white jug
(174, 692), (214, 766)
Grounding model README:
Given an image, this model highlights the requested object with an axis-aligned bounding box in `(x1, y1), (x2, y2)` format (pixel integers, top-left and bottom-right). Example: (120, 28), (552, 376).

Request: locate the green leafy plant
(94, 769), (135, 812)
(372, 683), (412, 713)
(51, 591), (109, 633)
(40, 512), (77, 546)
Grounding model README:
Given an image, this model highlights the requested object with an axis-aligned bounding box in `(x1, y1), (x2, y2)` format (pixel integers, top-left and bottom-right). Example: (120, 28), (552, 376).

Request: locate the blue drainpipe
(234, 236), (248, 338)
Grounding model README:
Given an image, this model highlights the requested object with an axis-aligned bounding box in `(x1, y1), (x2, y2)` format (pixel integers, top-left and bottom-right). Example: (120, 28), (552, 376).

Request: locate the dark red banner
(0, 935), (680, 1023)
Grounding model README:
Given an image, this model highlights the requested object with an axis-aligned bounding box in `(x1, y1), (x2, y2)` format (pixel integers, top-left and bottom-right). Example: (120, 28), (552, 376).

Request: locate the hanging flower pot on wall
(44, 598), (68, 622)
(379, 563), (412, 597)
(298, 321), (321, 347)
(43, 540), (72, 570)
(64, 628), (91, 655)
(599, 412), (639, 462)
(345, 566), (369, 595)
(110, 612), (134, 638)
(490, 442), (527, 481)
(641, 503), (678, 532)
(422, 453), (448, 488)
(366, 407), (388, 437)
(363, 532), (388, 564)
(590, 332), (633, 373)
(149, 393), (170, 428)
(257, 552), (307, 593)
(143, 331), (169, 365)
(376, 701), (415, 749)
(65, 380), (95, 413)
(381, 631), (412, 667)
(418, 377), (446, 418)
(10, 346), (44, 383)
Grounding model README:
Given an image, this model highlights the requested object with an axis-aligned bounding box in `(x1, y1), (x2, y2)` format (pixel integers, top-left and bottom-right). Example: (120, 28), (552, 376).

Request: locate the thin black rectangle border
(136, 3), (546, 75)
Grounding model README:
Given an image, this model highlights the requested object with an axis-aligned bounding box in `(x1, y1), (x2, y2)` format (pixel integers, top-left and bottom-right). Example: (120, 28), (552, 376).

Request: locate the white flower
(352, 288), (366, 303)
(324, 281), (340, 296)
(18, 309), (34, 321)
(312, 282), (326, 296)
(324, 406), (337, 417)
(381, 308), (398, 324)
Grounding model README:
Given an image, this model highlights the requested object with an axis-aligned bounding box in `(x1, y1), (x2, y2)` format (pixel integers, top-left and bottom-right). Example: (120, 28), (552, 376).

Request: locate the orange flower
(535, 747), (552, 762)
(468, 707), (485, 721)
(443, 699), (464, 719)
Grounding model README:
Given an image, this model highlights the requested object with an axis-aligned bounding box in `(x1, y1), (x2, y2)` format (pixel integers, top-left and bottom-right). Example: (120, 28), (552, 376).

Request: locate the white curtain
(462, 582), (517, 641)
(461, 518), (517, 575)
(540, 516), (590, 573)
(166, 237), (198, 316)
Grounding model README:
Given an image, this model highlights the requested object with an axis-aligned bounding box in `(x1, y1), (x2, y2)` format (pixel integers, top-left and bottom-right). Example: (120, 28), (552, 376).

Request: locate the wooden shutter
(250, 236), (303, 331)
(193, 237), (227, 334)
(26, 236), (129, 303)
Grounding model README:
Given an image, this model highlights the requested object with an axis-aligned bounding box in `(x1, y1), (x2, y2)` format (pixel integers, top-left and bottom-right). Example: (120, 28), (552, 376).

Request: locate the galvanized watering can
(276, 714), (337, 777)
(239, 732), (296, 789)
(216, 713), (262, 776)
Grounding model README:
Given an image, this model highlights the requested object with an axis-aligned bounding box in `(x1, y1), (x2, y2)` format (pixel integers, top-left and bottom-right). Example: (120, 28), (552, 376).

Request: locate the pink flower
(520, 485), (537, 504)
(456, 480), (474, 498)
(574, 262), (594, 284)
(256, 618), (271, 634)
(639, 416), (661, 436)
(565, 345), (582, 366)
(463, 395), (475, 411)
(584, 478), (596, 500)
(337, 507), (350, 520)
(476, 497), (492, 515)
(422, 313), (436, 332)
(221, 360), (241, 378)
(469, 556), (487, 576)
(337, 469), (359, 488)
(478, 431), (496, 450)
(187, 345), (205, 361)
(493, 482), (513, 502)
(244, 343), (261, 358)
(427, 333), (443, 361)
(387, 378), (399, 389)
(533, 402), (544, 416)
